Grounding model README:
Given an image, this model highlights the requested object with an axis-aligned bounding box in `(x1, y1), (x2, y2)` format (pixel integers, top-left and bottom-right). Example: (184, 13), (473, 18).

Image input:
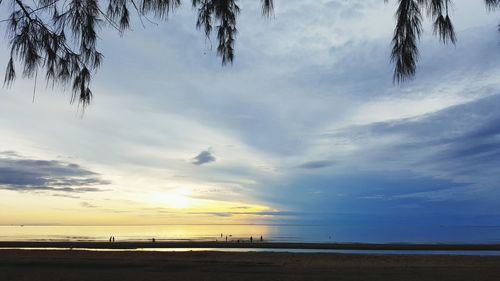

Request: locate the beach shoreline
(1, 241), (500, 251)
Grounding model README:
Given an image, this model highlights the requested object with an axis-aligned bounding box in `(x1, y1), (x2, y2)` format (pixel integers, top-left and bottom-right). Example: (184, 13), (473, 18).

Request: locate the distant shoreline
(1, 241), (500, 251)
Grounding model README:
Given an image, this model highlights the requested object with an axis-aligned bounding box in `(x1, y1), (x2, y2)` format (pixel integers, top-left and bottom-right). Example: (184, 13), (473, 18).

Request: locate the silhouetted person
(250, 236), (253, 243)
(260, 236), (263, 242)
(225, 236), (228, 242)
(221, 233), (223, 238)
(109, 236), (112, 242)
(112, 236), (115, 242)
(152, 238), (156, 243)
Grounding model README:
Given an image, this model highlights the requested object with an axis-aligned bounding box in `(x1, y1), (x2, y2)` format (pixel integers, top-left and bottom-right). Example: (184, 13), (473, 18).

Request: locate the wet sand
(1, 241), (500, 250)
(1, 249), (500, 281)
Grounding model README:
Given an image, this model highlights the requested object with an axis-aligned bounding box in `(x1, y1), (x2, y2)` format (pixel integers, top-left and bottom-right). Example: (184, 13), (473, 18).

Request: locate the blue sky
(0, 0), (500, 226)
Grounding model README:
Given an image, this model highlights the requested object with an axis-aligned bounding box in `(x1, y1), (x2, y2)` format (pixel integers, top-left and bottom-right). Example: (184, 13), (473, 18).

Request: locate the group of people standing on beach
(220, 233), (263, 243)
(106, 234), (265, 243)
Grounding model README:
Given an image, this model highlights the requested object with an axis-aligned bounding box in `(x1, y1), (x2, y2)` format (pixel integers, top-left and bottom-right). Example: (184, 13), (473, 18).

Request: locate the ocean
(1, 224), (500, 244)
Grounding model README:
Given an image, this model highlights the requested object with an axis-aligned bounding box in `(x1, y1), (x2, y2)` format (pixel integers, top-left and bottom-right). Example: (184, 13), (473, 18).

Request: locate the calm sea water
(1, 224), (500, 244)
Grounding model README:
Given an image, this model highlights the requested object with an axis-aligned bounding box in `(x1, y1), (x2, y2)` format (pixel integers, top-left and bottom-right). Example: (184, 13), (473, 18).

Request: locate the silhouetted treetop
(1, 0), (499, 106)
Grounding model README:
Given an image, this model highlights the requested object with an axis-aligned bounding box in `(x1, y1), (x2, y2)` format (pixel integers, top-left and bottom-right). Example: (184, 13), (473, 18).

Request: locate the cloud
(0, 152), (110, 193)
(187, 211), (299, 218)
(51, 194), (81, 199)
(1, 0), (500, 228)
(0, 151), (21, 158)
(192, 149), (216, 165)
(298, 160), (335, 169)
(80, 202), (99, 208)
(330, 93), (500, 182)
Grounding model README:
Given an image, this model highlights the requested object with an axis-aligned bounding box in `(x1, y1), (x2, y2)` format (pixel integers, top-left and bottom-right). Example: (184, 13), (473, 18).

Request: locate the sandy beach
(1, 249), (500, 281)
(2, 241), (500, 250)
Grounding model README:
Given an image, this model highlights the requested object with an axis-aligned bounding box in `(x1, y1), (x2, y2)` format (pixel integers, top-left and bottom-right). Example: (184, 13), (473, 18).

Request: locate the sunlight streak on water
(2, 247), (500, 256)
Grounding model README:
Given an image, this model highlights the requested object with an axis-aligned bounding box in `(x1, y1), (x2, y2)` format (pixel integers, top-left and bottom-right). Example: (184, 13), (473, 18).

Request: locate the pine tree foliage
(1, 0), (273, 106)
(1, 0), (499, 106)
(389, 0), (498, 82)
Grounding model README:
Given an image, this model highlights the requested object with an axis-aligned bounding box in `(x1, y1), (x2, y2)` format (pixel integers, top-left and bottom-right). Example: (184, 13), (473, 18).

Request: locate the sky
(1, 0), (500, 227)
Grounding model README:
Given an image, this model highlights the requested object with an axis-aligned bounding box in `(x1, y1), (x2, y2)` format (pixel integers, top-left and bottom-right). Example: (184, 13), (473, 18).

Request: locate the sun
(154, 189), (193, 209)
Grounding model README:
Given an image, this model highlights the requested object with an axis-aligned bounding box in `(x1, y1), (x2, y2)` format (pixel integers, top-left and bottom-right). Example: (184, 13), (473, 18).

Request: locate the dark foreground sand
(1, 249), (500, 281)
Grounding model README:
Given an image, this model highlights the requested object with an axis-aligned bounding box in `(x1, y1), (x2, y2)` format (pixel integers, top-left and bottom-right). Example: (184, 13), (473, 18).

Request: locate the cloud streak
(187, 211), (299, 218)
(298, 160), (335, 169)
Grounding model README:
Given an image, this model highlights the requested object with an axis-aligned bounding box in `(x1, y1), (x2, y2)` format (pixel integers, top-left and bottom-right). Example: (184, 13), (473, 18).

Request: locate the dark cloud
(298, 160), (335, 169)
(192, 149), (216, 165)
(0, 152), (110, 193)
(338, 94), (500, 179)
